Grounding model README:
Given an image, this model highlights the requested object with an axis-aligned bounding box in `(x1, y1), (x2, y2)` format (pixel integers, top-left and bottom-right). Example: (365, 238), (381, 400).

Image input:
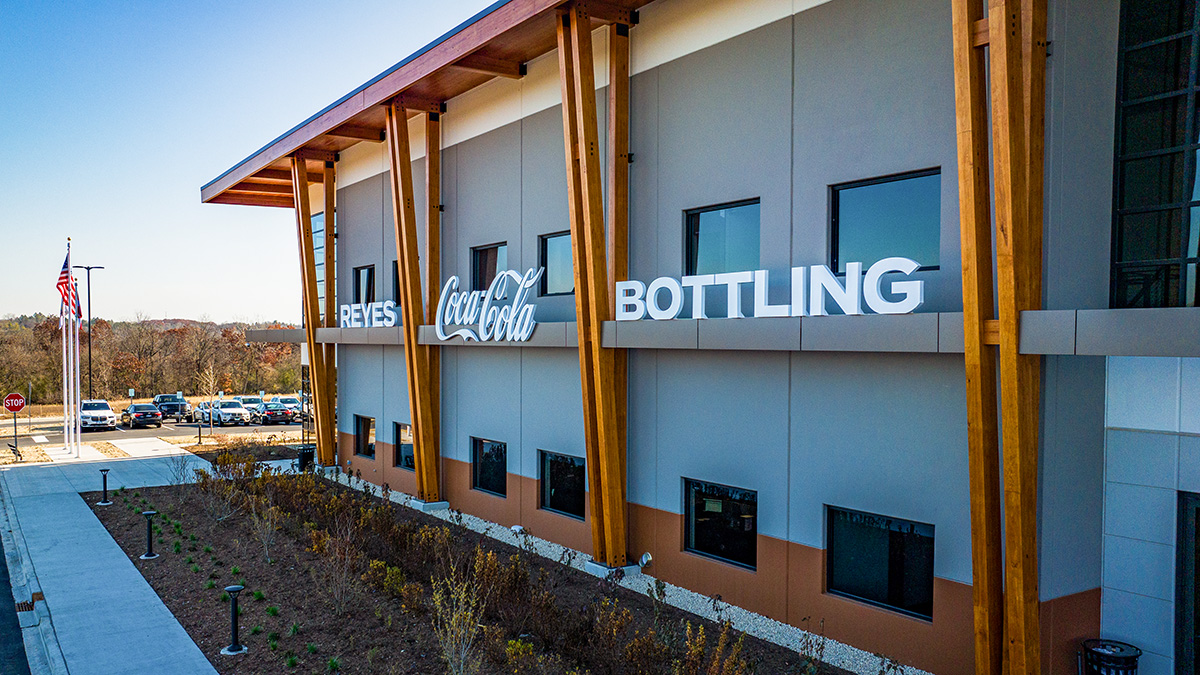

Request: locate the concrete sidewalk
(0, 453), (216, 675)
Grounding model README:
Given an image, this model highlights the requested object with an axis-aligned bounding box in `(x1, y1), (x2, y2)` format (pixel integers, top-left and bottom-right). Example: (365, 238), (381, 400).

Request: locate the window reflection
(832, 170), (940, 274)
(685, 200), (760, 276)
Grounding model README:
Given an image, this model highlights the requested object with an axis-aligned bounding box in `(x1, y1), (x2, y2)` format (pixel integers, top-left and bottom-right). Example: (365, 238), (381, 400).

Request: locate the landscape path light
(220, 585), (248, 655)
(139, 511), (158, 560)
(97, 468), (111, 506)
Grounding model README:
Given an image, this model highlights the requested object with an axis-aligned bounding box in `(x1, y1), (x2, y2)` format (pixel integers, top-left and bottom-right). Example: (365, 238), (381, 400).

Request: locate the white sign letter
(713, 271), (753, 318)
(753, 270), (789, 318)
(864, 257), (924, 315)
(646, 277), (684, 320)
(616, 280), (647, 321)
(809, 263), (862, 316)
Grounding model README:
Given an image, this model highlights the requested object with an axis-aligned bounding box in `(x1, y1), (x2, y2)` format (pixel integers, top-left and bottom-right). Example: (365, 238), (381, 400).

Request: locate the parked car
(211, 400), (251, 426)
(233, 395), (263, 410)
(252, 402), (295, 425)
(191, 401), (211, 423)
(121, 404), (163, 428)
(152, 393), (191, 423)
(81, 400), (117, 431)
(269, 396), (302, 414)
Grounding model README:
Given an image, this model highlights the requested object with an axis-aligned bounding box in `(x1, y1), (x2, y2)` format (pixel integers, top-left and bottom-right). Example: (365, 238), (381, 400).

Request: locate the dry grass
(88, 441), (129, 459)
(0, 444), (52, 465)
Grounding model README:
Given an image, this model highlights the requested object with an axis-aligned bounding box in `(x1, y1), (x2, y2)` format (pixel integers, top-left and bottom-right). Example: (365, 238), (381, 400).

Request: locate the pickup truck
(152, 394), (191, 422)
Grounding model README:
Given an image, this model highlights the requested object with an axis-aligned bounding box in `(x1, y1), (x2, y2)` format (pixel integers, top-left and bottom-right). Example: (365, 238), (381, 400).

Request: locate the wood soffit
(201, 0), (645, 207)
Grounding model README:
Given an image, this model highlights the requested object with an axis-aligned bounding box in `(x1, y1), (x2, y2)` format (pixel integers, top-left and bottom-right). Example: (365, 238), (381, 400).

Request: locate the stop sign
(4, 393), (26, 414)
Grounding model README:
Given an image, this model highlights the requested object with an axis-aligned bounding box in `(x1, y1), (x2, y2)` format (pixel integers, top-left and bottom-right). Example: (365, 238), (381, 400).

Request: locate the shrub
(289, 622), (300, 636)
(268, 631), (280, 641)
(307, 643), (318, 654)
(266, 606), (279, 616)
(172, 541), (182, 554)
(203, 545), (212, 553)
(431, 552), (488, 675)
(252, 590), (265, 601)
(231, 565), (240, 575)
(191, 564), (201, 573)
(185, 556), (193, 564)
(219, 592), (229, 602)
(205, 580), (215, 589)
(286, 654), (298, 668)
(326, 656), (340, 671)
(268, 638), (278, 651)
(670, 621), (750, 675)
(250, 625), (263, 635)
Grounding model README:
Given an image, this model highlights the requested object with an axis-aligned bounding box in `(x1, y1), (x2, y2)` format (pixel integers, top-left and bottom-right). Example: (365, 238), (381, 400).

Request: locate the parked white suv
(80, 400), (117, 431)
(212, 400), (252, 426)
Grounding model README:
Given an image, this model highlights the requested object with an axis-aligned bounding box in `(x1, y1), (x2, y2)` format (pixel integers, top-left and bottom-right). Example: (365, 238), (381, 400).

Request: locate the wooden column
(950, 0), (1003, 672)
(425, 112), (442, 462)
(385, 103), (441, 502)
(607, 22), (630, 508)
(291, 156), (334, 466)
(322, 161), (338, 462)
(952, 0), (1047, 672)
(558, 5), (627, 568)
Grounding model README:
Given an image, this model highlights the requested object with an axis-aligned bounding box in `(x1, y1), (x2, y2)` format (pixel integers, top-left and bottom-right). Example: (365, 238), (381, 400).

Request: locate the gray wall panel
(337, 175), (385, 309)
(453, 121), (522, 286)
(1038, 355), (1105, 600)
(789, 352), (971, 583)
(337, 345), (385, 441)
(793, 0), (960, 312)
(521, 104), (576, 324)
(653, 351), (791, 541)
(656, 19), (792, 318)
(1044, 0), (1119, 309)
(519, 348), (586, 480)
(626, 350), (658, 509)
(629, 68), (659, 287)
(381, 345), (410, 446)
(380, 159), (428, 305)
(453, 347), (523, 471)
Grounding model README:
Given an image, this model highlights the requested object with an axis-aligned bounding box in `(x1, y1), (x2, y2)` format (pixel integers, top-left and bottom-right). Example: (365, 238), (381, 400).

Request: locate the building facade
(209, 0), (1200, 673)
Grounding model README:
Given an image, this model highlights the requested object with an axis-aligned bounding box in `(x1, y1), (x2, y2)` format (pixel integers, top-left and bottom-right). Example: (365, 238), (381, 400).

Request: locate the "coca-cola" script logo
(435, 268), (544, 342)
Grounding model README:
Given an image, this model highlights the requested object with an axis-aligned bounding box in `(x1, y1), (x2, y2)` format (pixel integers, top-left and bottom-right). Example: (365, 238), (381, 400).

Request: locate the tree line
(0, 314), (300, 404)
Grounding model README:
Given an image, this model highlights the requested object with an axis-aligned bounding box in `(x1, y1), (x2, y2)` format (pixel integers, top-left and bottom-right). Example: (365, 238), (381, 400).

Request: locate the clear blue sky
(0, 0), (492, 324)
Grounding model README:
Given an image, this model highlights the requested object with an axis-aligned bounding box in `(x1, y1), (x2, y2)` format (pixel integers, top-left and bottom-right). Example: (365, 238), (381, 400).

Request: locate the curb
(0, 472), (69, 675)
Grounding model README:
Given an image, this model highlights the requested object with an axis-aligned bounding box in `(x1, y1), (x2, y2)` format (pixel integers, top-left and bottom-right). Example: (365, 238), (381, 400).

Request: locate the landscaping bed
(86, 457), (840, 674)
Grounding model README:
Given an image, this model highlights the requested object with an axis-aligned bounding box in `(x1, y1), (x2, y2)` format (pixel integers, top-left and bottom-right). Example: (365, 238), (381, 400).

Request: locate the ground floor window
(826, 505), (935, 620)
(354, 415), (375, 458)
(393, 422), (414, 471)
(684, 478), (757, 569)
(539, 451), (585, 519)
(471, 437), (507, 497)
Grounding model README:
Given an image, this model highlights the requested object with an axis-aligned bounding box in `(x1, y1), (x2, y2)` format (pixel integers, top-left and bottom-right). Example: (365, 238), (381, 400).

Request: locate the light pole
(73, 264), (105, 400)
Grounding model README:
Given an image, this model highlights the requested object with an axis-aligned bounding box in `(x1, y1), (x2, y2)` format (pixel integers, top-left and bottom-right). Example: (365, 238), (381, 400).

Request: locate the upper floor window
(831, 170), (941, 275)
(539, 232), (574, 296)
(353, 265), (375, 304)
(826, 505), (935, 620)
(1112, 0), (1200, 307)
(684, 200), (760, 276)
(472, 243), (508, 292)
(392, 260), (400, 304)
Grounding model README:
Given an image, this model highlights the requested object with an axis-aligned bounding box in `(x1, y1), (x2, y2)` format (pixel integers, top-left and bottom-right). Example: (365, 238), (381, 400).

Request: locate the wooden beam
(425, 112), (442, 473)
(255, 168), (321, 183)
(950, 0), (1004, 672)
(210, 193), (295, 208)
(566, 5), (626, 567)
(972, 18), (989, 47)
(231, 181), (294, 195)
(388, 93), (445, 115)
(987, 0), (1042, 671)
(570, 0), (638, 25)
(451, 53), (525, 79)
(327, 124), (385, 142)
(557, 10), (608, 565)
(293, 149), (337, 162)
(386, 102), (440, 503)
(607, 21), (630, 508)
(291, 157), (334, 467)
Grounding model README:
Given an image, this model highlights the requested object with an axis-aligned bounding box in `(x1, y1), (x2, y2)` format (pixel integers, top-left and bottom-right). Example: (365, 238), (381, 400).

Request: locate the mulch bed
(86, 478), (845, 675)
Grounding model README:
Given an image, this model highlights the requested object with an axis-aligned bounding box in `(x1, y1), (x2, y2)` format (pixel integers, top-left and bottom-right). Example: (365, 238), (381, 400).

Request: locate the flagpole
(60, 301), (68, 452)
(72, 300), (81, 457)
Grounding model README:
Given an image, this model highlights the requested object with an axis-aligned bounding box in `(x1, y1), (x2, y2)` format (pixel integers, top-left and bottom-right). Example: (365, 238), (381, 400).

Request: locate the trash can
(1079, 639), (1141, 675)
(297, 445), (315, 472)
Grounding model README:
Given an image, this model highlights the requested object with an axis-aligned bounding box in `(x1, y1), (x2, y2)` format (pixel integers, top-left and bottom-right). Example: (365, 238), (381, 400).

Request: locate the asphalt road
(12, 419), (308, 446)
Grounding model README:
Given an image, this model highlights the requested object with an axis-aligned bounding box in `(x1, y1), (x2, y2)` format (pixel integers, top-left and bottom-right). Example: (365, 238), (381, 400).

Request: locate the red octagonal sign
(4, 393), (26, 414)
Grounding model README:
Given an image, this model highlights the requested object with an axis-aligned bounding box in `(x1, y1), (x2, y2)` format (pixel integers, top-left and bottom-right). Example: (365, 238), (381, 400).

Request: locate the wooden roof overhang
(201, 0), (644, 208)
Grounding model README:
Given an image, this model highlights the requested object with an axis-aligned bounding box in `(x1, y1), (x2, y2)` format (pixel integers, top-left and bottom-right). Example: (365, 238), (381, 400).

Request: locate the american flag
(56, 253), (81, 324)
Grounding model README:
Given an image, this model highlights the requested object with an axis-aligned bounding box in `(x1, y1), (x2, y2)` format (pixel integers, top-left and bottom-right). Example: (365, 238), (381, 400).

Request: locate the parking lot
(11, 418), (308, 447)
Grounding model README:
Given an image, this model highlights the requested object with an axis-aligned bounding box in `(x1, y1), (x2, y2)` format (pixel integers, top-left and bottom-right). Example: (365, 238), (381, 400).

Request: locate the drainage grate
(14, 600), (31, 612)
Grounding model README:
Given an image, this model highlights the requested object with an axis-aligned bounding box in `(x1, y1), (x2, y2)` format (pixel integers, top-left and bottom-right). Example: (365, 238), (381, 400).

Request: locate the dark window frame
(353, 265), (376, 304)
(393, 422), (415, 471)
(353, 415), (375, 459)
(538, 450), (586, 520)
(392, 260), (401, 304)
(471, 242), (508, 293)
(470, 436), (507, 498)
(829, 168), (942, 277)
(538, 231), (574, 296)
(825, 504), (935, 622)
(683, 477), (758, 570)
(683, 198), (762, 276)
(1110, 0), (1200, 307)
